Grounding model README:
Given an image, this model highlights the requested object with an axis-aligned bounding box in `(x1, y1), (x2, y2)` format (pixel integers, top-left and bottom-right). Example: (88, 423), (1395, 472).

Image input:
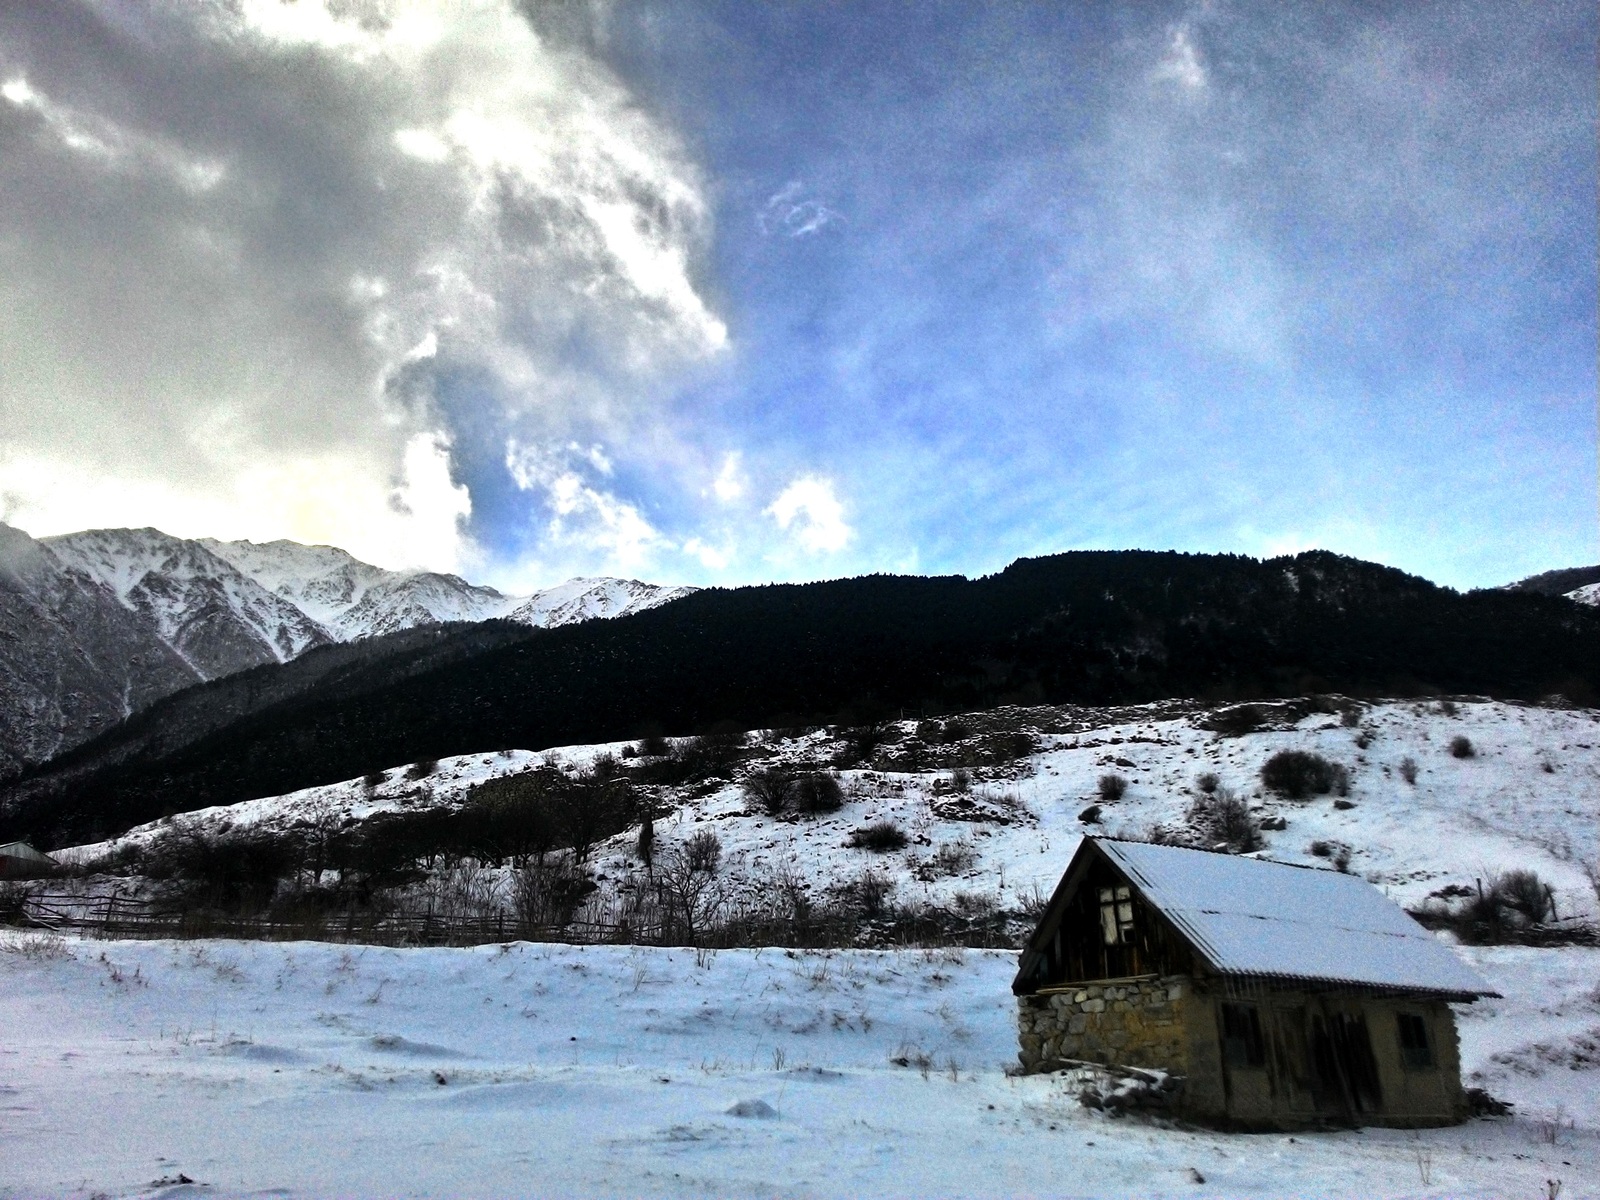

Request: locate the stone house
(1013, 837), (1496, 1129)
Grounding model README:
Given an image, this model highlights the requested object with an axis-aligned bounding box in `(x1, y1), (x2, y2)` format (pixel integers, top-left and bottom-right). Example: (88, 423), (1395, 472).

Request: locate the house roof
(1020, 837), (1496, 1000)
(0, 842), (56, 865)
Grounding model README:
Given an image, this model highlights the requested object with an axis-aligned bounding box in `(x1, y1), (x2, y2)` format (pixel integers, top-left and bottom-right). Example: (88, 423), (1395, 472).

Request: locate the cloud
(0, 0), (723, 571)
(758, 181), (842, 238)
(1150, 24), (1208, 91)
(0, 431), (470, 571)
(710, 452), (747, 503)
(505, 440), (667, 574)
(765, 476), (852, 554)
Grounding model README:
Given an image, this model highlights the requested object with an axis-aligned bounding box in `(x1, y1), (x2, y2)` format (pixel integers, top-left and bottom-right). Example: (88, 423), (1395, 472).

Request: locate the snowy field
(2, 932), (1597, 1199)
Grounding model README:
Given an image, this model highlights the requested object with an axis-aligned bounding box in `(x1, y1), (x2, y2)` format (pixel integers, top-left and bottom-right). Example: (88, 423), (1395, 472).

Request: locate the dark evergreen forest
(4, 549), (1595, 848)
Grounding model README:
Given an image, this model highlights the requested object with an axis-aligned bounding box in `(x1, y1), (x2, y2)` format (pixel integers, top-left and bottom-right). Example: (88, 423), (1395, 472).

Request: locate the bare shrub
(743, 767), (796, 816)
(1399, 756), (1419, 784)
(1428, 870), (1558, 943)
(1204, 704), (1270, 736)
(1194, 772), (1219, 794)
(636, 734), (670, 758)
(835, 867), (896, 918)
(790, 772), (844, 816)
(951, 891), (999, 918)
(1187, 788), (1261, 853)
(362, 770), (388, 789)
(1449, 735), (1476, 759)
(1261, 750), (1348, 799)
(683, 829), (723, 875)
(657, 836), (730, 945)
(404, 760), (438, 781)
(0, 882), (33, 924)
(1340, 707), (1362, 728)
(929, 840), (979, 877)
(950, 768), (971, 793)
(849, 821), (908, 853)
(511, 857), (591, 931)
(1098, 773), (1128, 802)
(1309, 840), (1353, 871)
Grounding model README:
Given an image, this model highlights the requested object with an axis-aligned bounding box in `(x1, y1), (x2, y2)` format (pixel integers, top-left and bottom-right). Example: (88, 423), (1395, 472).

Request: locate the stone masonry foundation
(1017, 974), (1191, 1075)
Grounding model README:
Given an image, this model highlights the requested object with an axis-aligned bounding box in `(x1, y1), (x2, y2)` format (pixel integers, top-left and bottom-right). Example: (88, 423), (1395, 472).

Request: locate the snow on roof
(1096, 838), (1496, 999)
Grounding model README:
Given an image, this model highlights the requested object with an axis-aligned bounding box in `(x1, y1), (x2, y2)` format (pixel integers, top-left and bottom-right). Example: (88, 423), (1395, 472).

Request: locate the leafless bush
(929, 840), (979, 877)
(656, 834), (731, 944)
(0, 882), (32, 924)
(683, 829), (723, 875)
(1194, 772), (1219, 794)
(951, 890), (999, 918)
(1309, 840), (1353, 871)
(1098, 773), (1128, 802)
(743, 766), (796, 816)
(1449, 735), (1476, 759)
(404, 760), (438, 781)
(790, 772), (844, 816)
(835, 867), (896, 918)
(1418, 870), (1559, 943)
(1187, 788), (1261, 853)
(849, 821), (908, 852)
(1399, 756), (1419, 784)
(950, 768), (971, 793)
(510, 856), (591, 931)
(1261, 750), (1348, 799)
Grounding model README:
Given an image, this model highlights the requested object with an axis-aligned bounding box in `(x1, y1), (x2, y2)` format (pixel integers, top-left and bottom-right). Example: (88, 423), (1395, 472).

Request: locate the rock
(1078, 804), (1103, 824)
(1333, 799), (1356, 810)
(1260, 815), (1288, 830)
(727, 1099), (778, 1119)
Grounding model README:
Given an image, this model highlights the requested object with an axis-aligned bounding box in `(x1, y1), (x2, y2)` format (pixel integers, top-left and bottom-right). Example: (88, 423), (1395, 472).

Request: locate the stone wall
(1016, 974), (1191, 1075)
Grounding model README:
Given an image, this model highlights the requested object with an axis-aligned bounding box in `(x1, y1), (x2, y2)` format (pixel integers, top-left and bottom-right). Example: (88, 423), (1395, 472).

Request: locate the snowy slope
(202, 535), (694, 639)
(0, 524), (199, 774)
(2, 933), (1595, 1198)
(65, 699), (1600, 927)
(506, 576), (699, 627)
(44, 528), (329, 675)
(1569, 582), (1600, 606)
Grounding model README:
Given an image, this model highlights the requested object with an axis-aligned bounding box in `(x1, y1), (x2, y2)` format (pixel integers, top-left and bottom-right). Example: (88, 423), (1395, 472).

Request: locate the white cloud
(0, 0), (723, 571)
(0, 431), (470, 573)
(765, 476), (853, 554)
(505, 441), (667, 574)
(711, 452), (747, 503)
(758, 182), (842, 238)
(1151, 25), (1207, 91)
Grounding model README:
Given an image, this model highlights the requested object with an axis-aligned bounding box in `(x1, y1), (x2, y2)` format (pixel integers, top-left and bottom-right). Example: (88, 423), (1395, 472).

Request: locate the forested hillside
(4, 548), (1595, 847)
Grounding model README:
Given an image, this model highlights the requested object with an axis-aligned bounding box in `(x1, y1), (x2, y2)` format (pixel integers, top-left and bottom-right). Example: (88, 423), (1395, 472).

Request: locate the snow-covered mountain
(198, 535), (695, 639)
(1568, 582), (1600, 606)
(0, 522), (696, 775)
(0, 525), (200, 776)
(48, 529), (331, 675)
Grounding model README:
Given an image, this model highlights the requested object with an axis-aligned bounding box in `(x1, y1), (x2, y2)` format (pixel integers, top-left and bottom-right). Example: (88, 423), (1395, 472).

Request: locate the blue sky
(0, 1), (1593, 591)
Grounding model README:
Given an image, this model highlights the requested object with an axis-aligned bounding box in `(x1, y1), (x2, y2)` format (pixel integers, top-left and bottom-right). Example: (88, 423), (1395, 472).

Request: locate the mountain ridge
(0, 522), (695, 778)
(5, 547), (1596, 848)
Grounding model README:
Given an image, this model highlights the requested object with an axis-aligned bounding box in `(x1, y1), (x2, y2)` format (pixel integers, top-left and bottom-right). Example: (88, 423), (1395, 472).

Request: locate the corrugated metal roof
(0, 842), (56, 864)
(1097, 839), (1495, 998)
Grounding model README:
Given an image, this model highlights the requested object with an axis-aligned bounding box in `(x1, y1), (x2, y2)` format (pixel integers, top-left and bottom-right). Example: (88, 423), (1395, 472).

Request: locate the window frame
(1396, 1011), (1434, 1070)
(1220, 1001), (1267, 1069)
(1097, 885), (1135, 946)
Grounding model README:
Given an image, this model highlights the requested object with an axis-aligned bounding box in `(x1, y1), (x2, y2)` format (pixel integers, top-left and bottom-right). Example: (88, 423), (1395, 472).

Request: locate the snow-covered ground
(1, 931), (1596, 1199)
(60, 699), (1600, 928)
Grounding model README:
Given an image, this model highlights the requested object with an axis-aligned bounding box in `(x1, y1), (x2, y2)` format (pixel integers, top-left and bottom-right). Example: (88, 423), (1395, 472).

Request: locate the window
(1397, 1012), (1434, 1069)
(1098, 886), (1135, 945)
(1221, 1002), (1266, 1068)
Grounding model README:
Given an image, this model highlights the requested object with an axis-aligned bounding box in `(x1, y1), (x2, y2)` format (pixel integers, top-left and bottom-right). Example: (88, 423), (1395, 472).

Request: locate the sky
(0, 0), (1593, 593)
